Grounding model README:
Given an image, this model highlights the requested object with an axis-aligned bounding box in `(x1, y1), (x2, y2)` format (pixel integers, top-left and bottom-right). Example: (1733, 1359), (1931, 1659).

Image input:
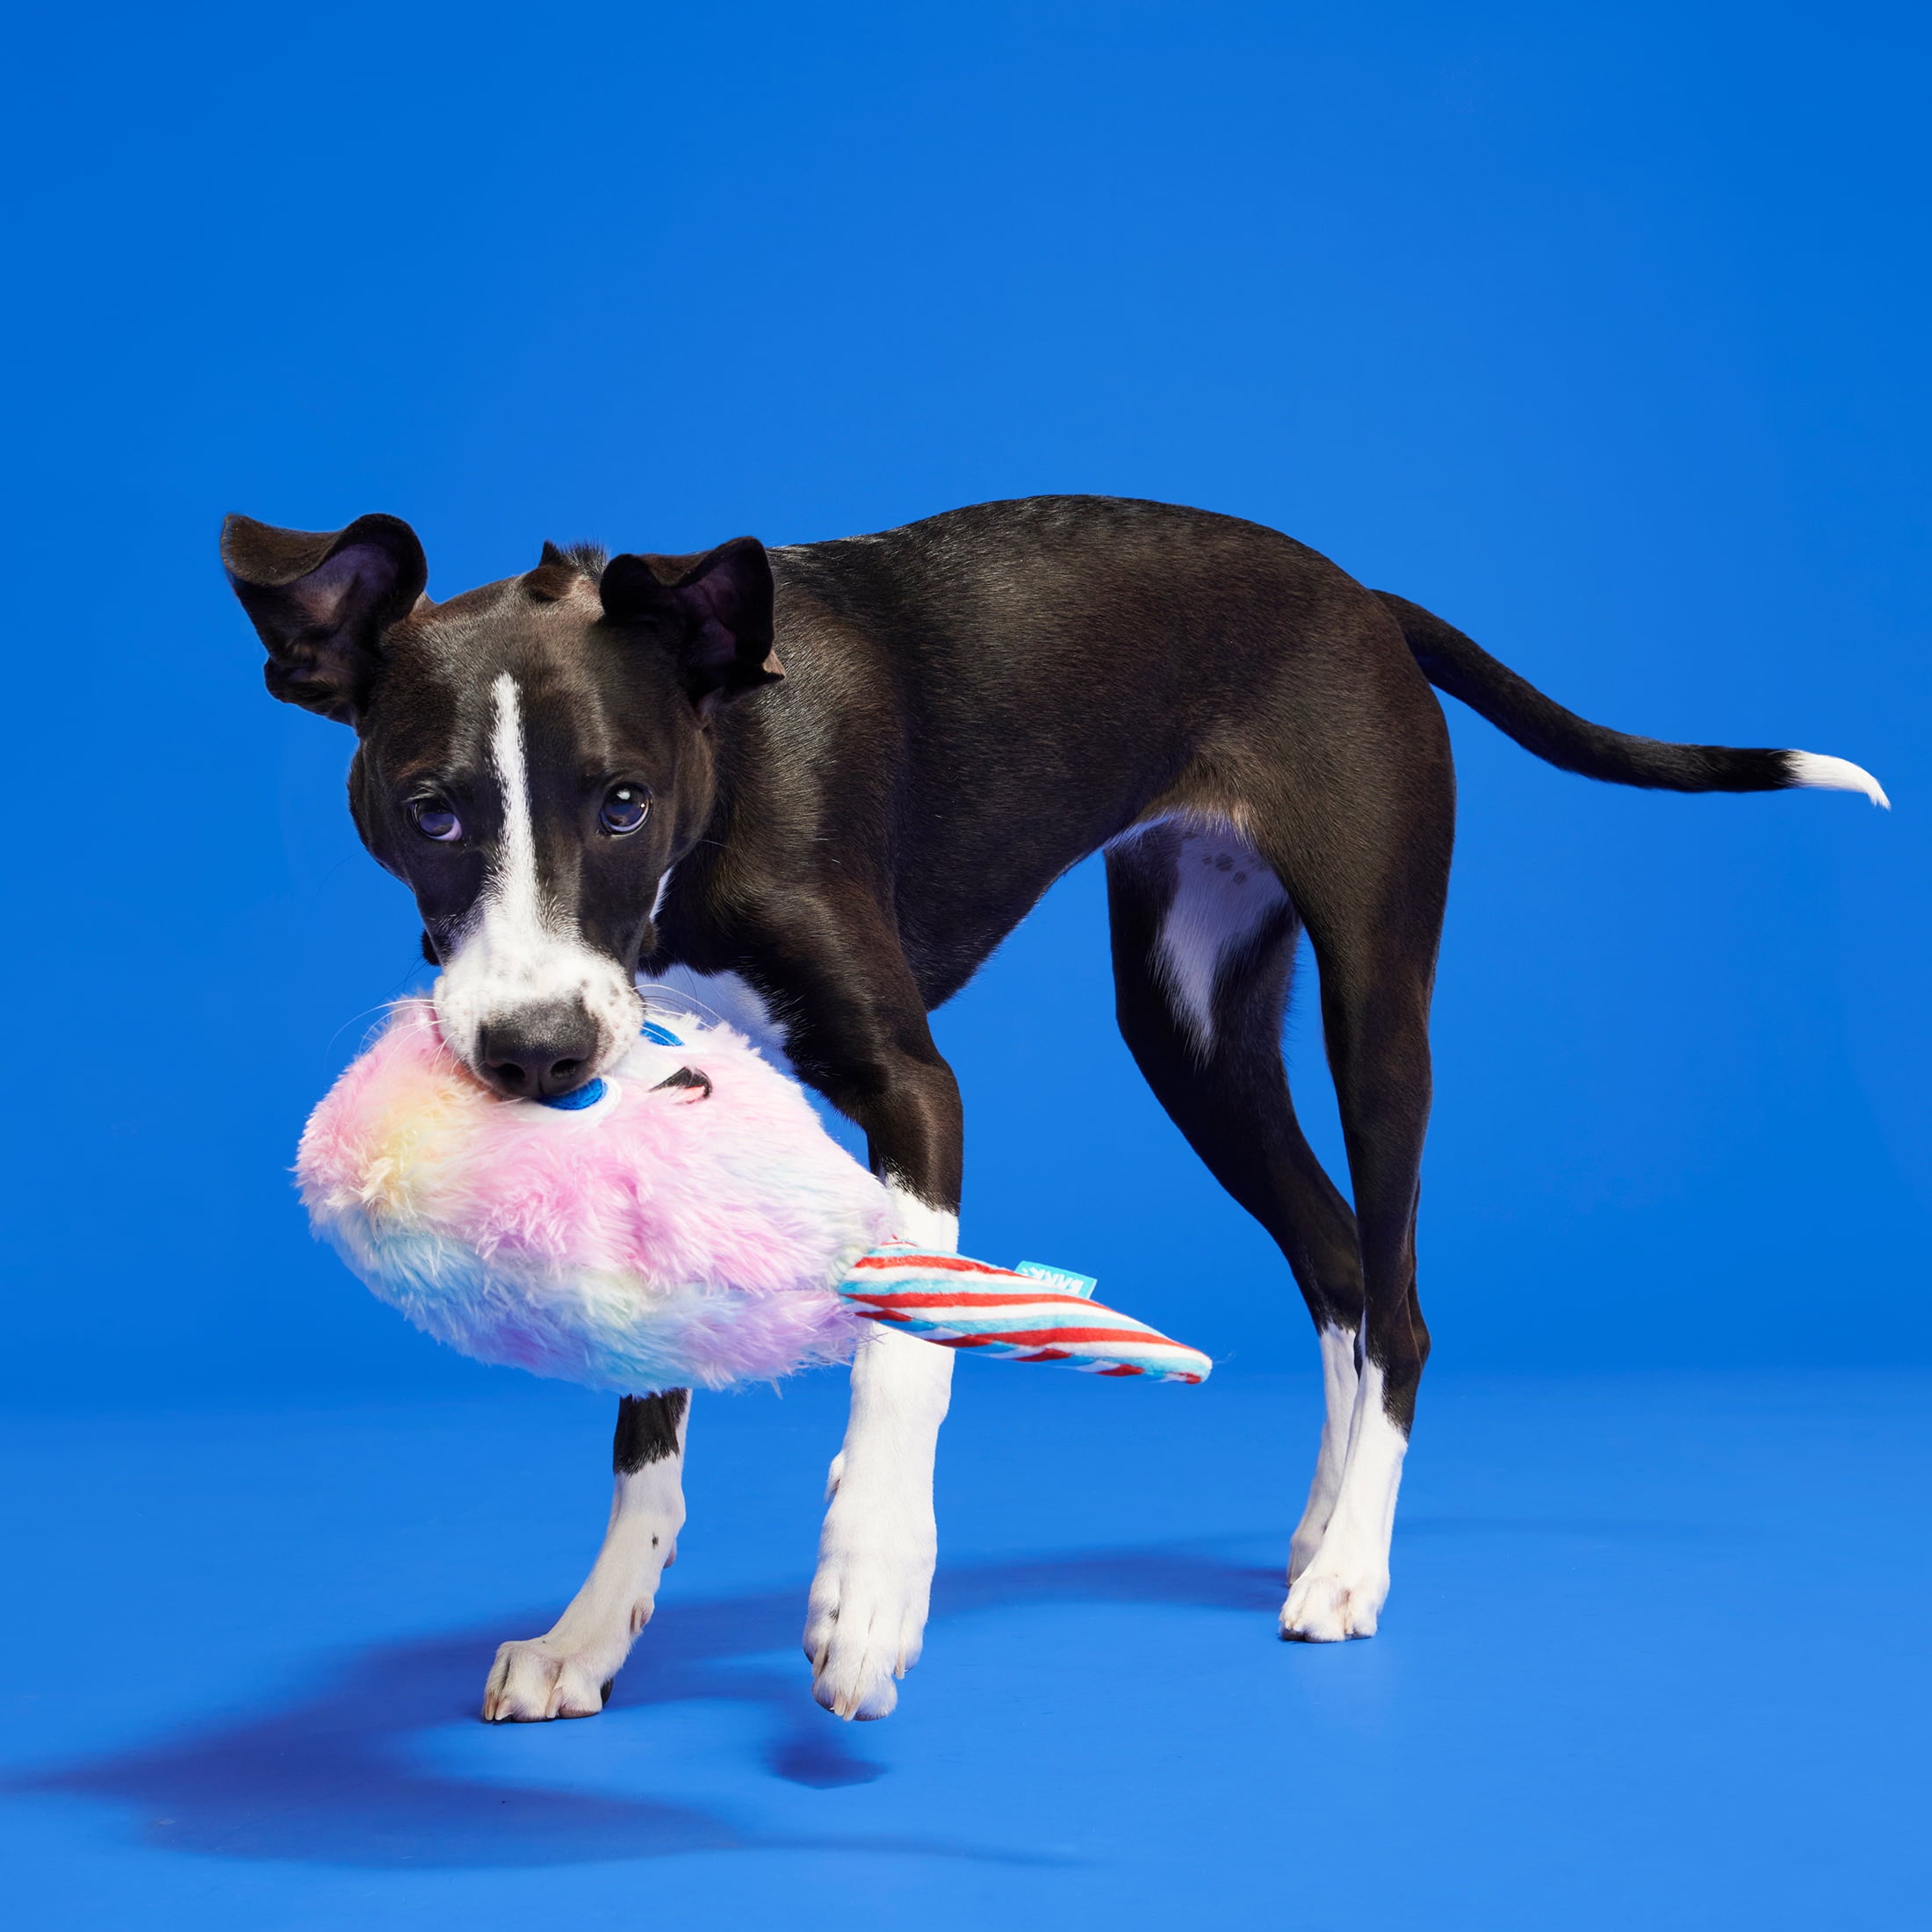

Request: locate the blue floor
(4, 1364), (1928, 1929)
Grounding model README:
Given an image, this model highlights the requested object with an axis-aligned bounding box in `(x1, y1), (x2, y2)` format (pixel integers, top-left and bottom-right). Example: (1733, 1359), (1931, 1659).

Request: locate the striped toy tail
(838, 1248), (1212, 1385)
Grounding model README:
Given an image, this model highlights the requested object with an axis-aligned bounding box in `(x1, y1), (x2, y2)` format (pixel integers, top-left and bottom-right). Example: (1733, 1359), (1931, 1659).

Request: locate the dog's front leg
(483, 1389), (688, 1721)
(804, 1184), (957, 1719)
(790, 1005), (963, 1720)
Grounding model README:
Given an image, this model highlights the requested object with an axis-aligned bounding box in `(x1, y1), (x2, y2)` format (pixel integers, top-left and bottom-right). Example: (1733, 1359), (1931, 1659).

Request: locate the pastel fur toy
(298, 996), (1210, 1394)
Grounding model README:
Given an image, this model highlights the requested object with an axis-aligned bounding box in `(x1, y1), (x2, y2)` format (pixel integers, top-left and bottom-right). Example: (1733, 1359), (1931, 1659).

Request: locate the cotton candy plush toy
(298, 996), (1211, 1392)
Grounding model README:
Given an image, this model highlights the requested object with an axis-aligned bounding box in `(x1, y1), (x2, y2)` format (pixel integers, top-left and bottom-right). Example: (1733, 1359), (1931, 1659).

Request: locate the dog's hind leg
(482, 1389), (689, 1721)
(1106, 825), (1367, 1590)
(1260, 714), (1452, 1642)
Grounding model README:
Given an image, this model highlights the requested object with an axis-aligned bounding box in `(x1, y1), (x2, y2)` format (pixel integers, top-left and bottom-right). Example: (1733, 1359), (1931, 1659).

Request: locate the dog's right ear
(221, 513), (429, 724)
(599, 538), (781, 714)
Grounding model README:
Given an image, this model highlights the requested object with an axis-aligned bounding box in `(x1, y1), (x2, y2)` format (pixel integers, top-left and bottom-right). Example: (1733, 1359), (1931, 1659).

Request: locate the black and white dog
(223, 496), (1885, 1722)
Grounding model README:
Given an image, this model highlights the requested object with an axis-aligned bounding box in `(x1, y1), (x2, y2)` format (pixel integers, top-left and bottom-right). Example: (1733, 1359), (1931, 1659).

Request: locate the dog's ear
(599, 537), (782, 712)
(221, 513), (429, 724)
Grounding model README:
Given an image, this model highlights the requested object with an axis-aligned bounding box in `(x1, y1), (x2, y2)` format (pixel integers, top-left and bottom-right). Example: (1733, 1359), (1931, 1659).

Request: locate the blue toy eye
(600, 784), (650, 835)
(539, 1077), (608, 1112)
(411, 801), (463, 842)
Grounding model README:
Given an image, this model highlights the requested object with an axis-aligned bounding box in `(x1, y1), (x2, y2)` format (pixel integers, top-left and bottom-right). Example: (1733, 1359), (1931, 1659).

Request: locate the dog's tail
(1374, 589), (1889, 806)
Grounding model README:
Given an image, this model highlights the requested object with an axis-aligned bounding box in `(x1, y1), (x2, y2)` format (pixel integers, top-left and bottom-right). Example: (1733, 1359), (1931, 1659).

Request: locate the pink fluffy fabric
(297, 998), (899, 1394)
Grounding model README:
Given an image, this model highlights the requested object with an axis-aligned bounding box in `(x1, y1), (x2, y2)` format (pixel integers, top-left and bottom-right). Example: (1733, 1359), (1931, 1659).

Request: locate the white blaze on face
(434, 671), (641, 1075)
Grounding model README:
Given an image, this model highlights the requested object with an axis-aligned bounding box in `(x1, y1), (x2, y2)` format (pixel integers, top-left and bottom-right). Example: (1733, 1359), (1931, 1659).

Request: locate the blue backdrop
(2, 0), (1924, 1401)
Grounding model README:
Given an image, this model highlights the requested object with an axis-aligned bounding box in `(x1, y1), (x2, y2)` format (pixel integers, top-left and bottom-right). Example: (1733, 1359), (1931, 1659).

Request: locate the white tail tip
(1786, 751), (1890, 810)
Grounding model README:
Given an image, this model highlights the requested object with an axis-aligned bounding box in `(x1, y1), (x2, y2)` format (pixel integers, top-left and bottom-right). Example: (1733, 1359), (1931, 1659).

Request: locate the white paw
(482, 1637), (622, 1722)
(803, 1539), (934, 1721)
(1279, 1565), (1387, 1642)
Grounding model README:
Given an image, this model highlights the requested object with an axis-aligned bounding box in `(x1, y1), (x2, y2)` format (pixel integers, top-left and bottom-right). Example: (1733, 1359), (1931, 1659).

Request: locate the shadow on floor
(17, 1545), (1279, 1871)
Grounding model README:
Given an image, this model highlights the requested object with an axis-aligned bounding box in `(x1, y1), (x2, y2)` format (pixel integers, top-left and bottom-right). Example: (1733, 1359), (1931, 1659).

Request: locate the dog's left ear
(222, 512), (429, 725)
(599, 537), (782, 713)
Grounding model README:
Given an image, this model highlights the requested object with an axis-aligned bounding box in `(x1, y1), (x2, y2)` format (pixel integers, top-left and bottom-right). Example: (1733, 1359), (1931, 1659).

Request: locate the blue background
(3, 4), (1928, 1928)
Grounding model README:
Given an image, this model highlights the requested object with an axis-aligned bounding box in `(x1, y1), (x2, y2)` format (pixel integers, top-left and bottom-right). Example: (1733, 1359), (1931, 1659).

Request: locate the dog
(222, 495), (1885, 1722)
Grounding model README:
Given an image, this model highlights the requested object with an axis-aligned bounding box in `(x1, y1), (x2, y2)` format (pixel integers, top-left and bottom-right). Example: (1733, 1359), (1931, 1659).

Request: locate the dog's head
(223, 513), (781, 1098)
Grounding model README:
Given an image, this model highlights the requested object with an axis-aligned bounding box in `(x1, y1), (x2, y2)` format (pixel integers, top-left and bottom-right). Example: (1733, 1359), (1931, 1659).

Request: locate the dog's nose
(476, 1006), (602, 1099)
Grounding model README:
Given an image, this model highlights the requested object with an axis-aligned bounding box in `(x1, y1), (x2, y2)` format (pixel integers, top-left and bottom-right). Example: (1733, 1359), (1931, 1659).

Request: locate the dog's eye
(411, 801), (463, 843)
(600, 784), (650, 836)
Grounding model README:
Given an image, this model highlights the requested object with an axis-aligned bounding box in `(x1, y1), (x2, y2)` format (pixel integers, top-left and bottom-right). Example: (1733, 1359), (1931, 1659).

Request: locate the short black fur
(613, 1389), (688, 1474)
(1377, 591), (1798, 791)
(225, 494), (1864, 1470)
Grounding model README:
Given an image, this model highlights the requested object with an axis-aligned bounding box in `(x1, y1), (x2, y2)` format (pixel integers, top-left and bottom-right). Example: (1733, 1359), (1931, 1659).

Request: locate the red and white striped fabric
(838, 1248), (1211, 1384)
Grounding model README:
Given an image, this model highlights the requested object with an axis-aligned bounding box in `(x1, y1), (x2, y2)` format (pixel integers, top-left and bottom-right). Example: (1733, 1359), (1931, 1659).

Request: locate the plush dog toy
(297, 998), (1210, 1394)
